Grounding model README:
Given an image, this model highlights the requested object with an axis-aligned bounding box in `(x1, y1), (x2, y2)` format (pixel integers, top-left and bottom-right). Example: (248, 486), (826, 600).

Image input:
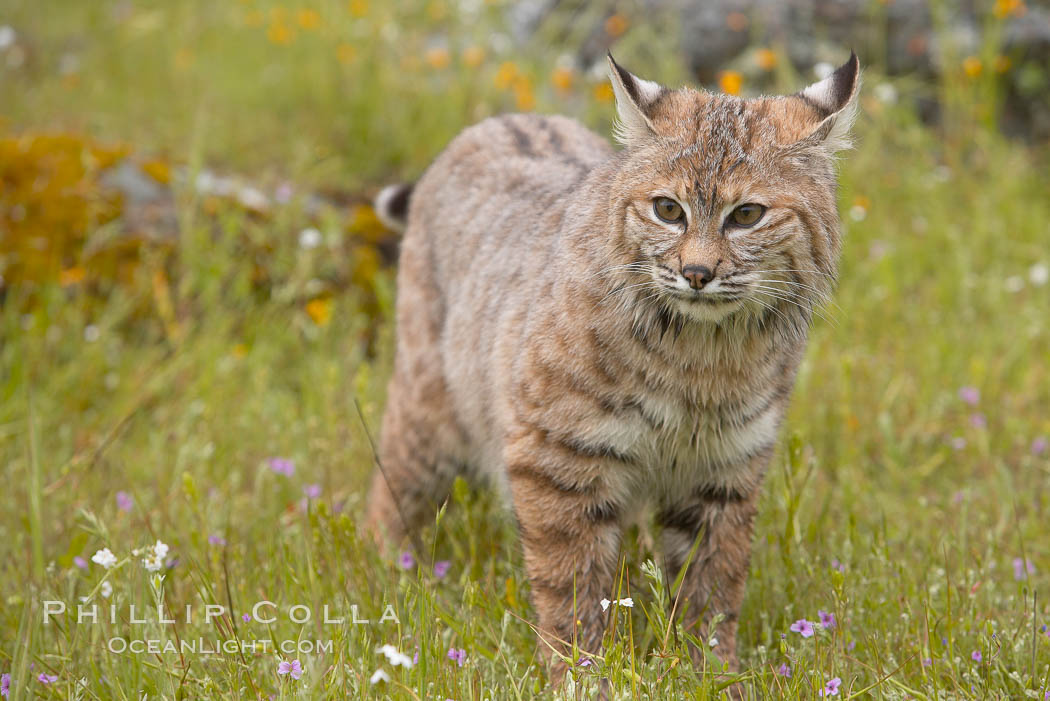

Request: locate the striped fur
(366, 53), (860, 679)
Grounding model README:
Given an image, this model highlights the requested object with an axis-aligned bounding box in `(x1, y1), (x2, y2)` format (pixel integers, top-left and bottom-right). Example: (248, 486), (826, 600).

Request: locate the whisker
(588, 262), (651, 280)
(749, 285), (838, 326)
(597, 280), (663, 306)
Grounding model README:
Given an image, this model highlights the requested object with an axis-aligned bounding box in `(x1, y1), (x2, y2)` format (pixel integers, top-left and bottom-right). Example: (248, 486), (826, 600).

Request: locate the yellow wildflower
(604, 13), (628, 38)
(993, 0), (1025, 18)
(141, 159), (171, 184)
(425, 47), (451, 70)
(59, 267), (86, 287)
(348, 0), (368, 17)
(755, 48), (777, 71)
(593, 81), (614, 103)
(462, 45), (485, 68)
(551, 66), (574, 94)
(306, 298), (333, 326)
(267, 22), (294, 45)
(718, 70), (743, 96)
(296, 8), (321, 30)
(513, 77), (535, 111)
(495, 61), (518, 89)
(962, 56), (982, 78)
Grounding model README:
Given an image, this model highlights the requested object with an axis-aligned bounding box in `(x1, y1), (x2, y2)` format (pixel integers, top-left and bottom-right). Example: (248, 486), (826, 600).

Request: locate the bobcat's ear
(795, 52), (860, 153)
(607, 53), (666, 146)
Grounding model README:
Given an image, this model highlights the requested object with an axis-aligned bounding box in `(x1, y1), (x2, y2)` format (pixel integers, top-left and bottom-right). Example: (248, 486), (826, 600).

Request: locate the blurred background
(1, 0), (1047, 320)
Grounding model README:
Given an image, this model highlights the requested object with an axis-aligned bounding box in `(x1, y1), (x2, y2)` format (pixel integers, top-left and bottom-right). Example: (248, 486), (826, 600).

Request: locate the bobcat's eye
(653, 197), (685, 224)
(728, 203), (766, 228)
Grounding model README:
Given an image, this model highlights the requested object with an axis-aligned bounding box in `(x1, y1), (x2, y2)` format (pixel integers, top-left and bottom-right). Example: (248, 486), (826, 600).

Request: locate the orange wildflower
(718, 70), (743, 96)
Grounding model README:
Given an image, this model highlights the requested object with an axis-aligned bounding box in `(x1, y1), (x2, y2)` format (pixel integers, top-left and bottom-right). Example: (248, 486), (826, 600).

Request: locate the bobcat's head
(605, 53), (859, 326)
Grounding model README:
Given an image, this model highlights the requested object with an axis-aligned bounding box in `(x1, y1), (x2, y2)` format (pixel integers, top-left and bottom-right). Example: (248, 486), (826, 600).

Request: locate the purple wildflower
(208, 534), (227, 546)
(1, 673), (9, 697)
(830, 558), (846, 573)
(447, 647), (466, 667)
(820, 677), (842, 697)
(277, 659), (303, 680)
(969, 413), (987, 429)
(922, 658), (932, 667)
(971, 650), (982, 663)
(578, 657), (593, 668)
(1032, 437), (1048, 456)
(818, 610), (837, 629)
(1013, 557), (1036, 580)
(398, 551), (415, 570)
(413, 651), (419, 665)
(433, 560), (451, 579)
(950, 436), (967, 451)
(116, 491), (133, 512)
(268, 457), (295, 476)
(958, 386), (980, 405)
(73, 556), (88, 570)
(789, 619), (814, 638)
(847, 640), (856, 651)
(303, 484), (321, 499)
(776, 662), (791, 677)
(37, 673), (58, 684)
(242, 613), (251, 622)
(275, 182), (294, 204)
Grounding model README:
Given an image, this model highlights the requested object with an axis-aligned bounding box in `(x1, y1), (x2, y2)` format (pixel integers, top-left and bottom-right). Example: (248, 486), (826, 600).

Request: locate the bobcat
(367, 52), (860, 678)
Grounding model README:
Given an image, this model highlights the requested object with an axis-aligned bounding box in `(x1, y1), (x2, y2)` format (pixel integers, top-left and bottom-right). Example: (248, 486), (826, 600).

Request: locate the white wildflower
(1005, 276), (1024, 293)
(141, 540), (169, 572)
(873, 82), (897, 104)
(849, 205), (867, 222)
(377, 644), (413, 668)
(1029, 263), (1048, 286)
(101, 581), (113, 598)
(236, 186), (269, 211)
(600, 597), (633, 611)
(91, 548), (117, 569)
(0, 26), (15, 50)
(298, 228), (323, 250)
(369, 669), (390, 684)
(84, 325), (100, 342)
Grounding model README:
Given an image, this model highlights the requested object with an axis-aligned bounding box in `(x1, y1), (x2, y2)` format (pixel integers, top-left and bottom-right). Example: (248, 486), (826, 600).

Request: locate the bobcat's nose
(682, 264), (714, 290)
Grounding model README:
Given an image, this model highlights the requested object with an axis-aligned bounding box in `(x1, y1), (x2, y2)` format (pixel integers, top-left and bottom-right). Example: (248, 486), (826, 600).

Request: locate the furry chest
(629, 391), (782, 493)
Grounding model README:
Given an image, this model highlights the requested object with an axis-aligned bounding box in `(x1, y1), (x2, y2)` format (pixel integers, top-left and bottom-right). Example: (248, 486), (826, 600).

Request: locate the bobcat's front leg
(657, 475), (762, 673)
(503, 425), (625, 676)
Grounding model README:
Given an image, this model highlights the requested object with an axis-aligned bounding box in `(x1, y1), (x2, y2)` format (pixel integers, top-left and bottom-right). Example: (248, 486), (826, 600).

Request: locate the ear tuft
(796, 51), (861, 153)
(606, 53), (666, 146)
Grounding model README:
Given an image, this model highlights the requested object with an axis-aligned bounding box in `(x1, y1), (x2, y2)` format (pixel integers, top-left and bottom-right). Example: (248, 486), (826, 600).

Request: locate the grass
(2, 0), (1049, 698)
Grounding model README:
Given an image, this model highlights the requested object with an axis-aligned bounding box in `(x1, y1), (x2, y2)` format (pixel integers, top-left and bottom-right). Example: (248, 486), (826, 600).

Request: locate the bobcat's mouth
(660, 285), (746, 321)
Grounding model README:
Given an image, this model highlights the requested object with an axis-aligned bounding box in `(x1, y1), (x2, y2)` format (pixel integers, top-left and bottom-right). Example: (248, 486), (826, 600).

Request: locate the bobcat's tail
(374, 182), (414, 233)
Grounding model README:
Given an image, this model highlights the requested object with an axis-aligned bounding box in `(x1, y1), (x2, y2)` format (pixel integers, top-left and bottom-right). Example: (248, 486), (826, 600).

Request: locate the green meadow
(2, 0), (1048, 698)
